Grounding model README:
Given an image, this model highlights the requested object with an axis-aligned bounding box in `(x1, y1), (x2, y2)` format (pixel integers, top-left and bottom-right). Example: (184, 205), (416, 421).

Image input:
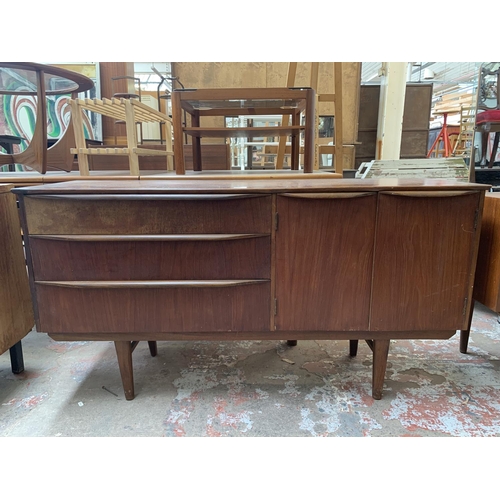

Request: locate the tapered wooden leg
(372, 339), (390, 400)
(114, 341), (135, 400)
(9, 341), (24, 374)
(287, 340), (297, 346)
(349, 340), (358, 357)
(148, 341), (158, 357)
(460, 300), (475, 354)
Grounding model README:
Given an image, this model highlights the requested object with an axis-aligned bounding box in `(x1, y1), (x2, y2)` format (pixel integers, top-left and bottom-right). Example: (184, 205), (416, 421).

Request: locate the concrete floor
(1, 302), (500, 437)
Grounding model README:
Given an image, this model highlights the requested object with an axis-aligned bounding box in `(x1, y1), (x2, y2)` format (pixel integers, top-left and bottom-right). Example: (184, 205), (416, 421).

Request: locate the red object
(476, 109), (500, 125)
(427, 111), (453, 158)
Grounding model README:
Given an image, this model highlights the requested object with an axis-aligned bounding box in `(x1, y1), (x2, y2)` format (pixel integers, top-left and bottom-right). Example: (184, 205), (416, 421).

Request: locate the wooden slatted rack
(70, 97), (174, 176)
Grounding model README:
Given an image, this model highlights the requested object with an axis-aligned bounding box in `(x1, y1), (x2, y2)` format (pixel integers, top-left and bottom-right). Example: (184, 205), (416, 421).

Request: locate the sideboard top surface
(12, 178), (490, 196)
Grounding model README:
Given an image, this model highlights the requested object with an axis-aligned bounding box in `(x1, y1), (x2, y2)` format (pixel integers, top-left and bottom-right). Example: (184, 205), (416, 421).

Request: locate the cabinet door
(275, 193), (377, 331)
(370, 190), (482, 331)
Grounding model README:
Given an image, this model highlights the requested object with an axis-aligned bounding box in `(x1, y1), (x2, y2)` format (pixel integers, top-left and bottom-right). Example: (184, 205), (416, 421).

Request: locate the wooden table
(0, 62), (94, 173)
(0, 134), (23, 172)
(13, 177), (487, 401)
(171, 87), (316, 175)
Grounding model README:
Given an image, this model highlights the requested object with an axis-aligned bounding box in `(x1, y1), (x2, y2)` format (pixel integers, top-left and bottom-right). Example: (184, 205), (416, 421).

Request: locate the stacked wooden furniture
(0, 184), (34, 373)
(70, 97), (174, 176)
(13, 177), (487, 401)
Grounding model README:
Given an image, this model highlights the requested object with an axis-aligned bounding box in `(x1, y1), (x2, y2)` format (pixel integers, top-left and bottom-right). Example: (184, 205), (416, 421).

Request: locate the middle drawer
(29, 234), (271, 281)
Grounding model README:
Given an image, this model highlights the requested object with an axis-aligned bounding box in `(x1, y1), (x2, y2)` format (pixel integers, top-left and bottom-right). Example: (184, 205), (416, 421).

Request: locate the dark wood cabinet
(13, 178), (487, 401)
(275, 192), (377, 331)
(371, 190), (482, 331)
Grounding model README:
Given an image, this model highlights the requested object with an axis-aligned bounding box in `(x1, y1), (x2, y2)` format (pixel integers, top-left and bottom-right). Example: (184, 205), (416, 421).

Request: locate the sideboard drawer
(34, 280), (271, 334)
(23, 194), (272, 235)
(29, 234), (271, 281)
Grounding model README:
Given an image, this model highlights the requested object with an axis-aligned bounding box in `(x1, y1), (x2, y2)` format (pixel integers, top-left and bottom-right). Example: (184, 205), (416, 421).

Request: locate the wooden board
(356, 158), (470, 181)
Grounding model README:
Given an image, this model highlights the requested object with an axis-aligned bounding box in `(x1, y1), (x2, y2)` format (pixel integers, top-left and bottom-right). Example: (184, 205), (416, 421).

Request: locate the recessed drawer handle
(28, 194), (268, 201)
(31, 234), (269, 242)
(35, 279), (269, 288)
(380, 190), (480, 198)
(281, 192), (375, 199)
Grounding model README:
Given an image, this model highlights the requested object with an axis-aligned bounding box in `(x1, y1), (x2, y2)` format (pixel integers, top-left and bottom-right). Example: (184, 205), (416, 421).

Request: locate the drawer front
(29, 235), (271, 281)
(23, 194), (272, 235)
(35, 281), (271, 334)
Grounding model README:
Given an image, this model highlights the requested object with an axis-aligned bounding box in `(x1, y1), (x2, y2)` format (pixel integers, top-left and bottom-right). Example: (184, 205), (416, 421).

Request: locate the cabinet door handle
(380, 190), (480, 198)
(280, 192), (376, 199)
(28, 194), (268, 201)
(35, 279), (269, 288)
(30, 234), (268, 242)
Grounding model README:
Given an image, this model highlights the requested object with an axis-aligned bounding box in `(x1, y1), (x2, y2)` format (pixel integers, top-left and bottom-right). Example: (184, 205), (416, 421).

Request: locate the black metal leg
(349, 339), (359, 357)
(9, 340), (24, 374)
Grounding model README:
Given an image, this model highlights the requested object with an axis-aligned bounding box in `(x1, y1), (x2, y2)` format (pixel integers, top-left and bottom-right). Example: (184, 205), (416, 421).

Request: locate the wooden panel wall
(172, 62), (361, 168)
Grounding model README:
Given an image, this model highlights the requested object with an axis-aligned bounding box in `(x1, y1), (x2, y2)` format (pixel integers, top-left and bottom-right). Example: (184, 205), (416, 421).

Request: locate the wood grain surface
(370, 191), (482, 331)
(275, 193), (377, 330)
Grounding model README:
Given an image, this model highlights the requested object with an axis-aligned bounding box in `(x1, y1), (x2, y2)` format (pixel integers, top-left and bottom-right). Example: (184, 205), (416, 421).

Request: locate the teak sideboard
(12, 178), (488, 401)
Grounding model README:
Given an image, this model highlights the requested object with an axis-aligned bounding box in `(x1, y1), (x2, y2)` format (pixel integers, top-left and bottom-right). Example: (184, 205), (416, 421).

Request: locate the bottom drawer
(35, 280), (271, 334)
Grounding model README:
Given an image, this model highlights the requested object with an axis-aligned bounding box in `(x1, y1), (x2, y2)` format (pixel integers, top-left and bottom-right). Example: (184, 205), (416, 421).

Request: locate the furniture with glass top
(171, 87), (316, 175)
(0, 62), (94, 173)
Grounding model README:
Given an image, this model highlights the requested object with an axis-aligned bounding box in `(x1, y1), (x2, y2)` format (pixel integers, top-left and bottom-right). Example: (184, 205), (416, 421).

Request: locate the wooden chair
(70, 97), (174, 175)
(475, 62), (500, 168)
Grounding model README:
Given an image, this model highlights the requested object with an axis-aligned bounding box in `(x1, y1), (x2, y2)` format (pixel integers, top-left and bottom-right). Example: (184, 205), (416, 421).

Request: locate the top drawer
(22, 194), (272, 235)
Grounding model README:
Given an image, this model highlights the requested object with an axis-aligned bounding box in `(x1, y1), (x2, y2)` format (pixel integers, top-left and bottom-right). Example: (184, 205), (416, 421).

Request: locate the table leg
(442, 113), (450, 157)
(148, 341), (158, 357)
(349, 339), (358, 357)
(9, 340), (24, 374)
(372, 339), (390, 400)
(488, 131), (500, 169)
(460, 299), (475, 354)
(427, 128), (445, 158)
(303, 88), (316, 173)
(172, 91), (186, 175)
(291, 111), (300, 170)
(114, 341), (135, 400)
(192, 112), (202, 171)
